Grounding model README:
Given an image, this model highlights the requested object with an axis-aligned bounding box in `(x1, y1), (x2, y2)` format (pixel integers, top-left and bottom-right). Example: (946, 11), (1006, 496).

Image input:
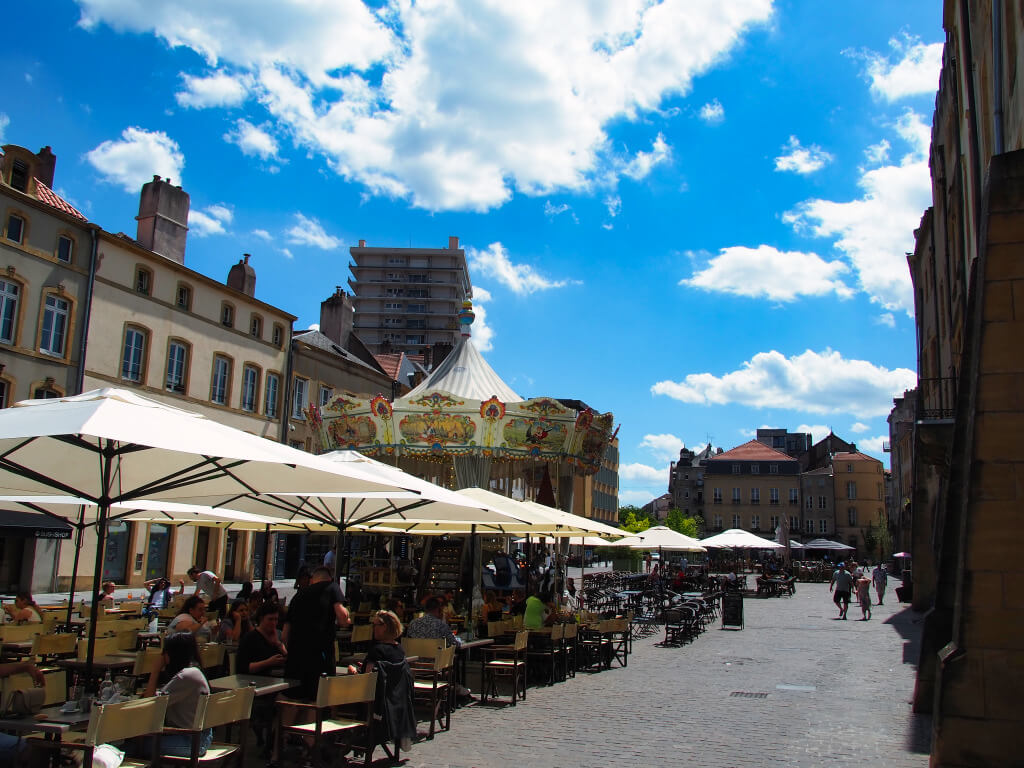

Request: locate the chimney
(448, 236), (459, 250)
(319, 286), (354, 345)
(136, 175), (190, 263)
(421, 346), (432, 369)
(34, 146), (56, 188)
(227, 254), (257, 296)
(358, 239), (366, 247)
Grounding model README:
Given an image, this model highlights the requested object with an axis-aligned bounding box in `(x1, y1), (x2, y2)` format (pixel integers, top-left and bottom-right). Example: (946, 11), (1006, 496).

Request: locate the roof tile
(33, 178), (87, 222)
(709, 439), (796, 462)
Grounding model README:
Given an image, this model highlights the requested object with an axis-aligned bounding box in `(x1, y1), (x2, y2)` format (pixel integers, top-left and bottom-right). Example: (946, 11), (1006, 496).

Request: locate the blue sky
(2, 1), (941, 506)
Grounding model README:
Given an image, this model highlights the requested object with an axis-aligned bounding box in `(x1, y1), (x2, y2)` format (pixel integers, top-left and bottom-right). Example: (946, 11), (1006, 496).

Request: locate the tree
(621, 511), (650, 534)
(618, 505), (643, 528)
(862, 522), (878, 561)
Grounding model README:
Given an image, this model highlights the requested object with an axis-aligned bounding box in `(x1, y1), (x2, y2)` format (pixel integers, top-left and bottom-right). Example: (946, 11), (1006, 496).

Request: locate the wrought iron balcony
(917, 377), (957, 421)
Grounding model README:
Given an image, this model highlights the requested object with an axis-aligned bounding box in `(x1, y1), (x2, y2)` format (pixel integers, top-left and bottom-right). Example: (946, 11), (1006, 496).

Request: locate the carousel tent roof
(400, 338), (522, 403)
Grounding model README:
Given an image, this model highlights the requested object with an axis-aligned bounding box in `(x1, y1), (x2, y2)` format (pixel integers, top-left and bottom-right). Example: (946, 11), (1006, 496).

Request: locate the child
(855, 575), (872, 621)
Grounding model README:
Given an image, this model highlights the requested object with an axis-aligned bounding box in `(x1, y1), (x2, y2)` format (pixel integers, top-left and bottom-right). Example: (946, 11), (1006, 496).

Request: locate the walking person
(856, 573), (872, 620)
(282, 566), (350, 700)
(872, 562), (888, 605)
(187, 566), (229, 617)
(829, 562), (854, 620)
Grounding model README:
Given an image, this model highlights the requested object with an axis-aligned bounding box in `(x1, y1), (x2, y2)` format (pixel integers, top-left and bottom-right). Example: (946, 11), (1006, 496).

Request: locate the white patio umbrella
(700, 528), (784, 549)
(0, 388), (418, 679)
(620, 526), (706, 552)
(802, 538), (855, 551)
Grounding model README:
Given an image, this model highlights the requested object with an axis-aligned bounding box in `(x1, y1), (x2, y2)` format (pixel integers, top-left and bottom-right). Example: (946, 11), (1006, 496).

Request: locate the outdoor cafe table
(54, 655), (136, 682)
(455, 637), (493, 692)
(0, 703), (91, 741)
(207, 674), (300, 697)
(0, 640), (34, 659)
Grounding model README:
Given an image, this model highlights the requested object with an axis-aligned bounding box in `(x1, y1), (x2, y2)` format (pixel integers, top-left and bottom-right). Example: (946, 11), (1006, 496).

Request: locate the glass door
(145, 524), (171, 581)
(102, 521), (130, 583)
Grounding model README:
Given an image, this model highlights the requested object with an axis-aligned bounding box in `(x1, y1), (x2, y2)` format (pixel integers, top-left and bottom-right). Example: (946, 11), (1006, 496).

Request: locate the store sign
(33, 528), (71, 540)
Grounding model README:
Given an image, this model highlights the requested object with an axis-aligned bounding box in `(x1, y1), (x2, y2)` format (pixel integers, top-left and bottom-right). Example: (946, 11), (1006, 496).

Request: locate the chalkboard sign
(722, 593), (744, 629)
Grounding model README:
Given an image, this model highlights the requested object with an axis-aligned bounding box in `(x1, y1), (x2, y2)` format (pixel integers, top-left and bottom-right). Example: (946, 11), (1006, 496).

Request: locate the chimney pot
(448, 236), (459, 249)
(243, 253), (250, 264)
(358, 239), (366, 247)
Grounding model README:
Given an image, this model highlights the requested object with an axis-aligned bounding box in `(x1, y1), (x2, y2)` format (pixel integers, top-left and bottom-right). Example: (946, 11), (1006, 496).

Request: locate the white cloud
(176, 71), (249, 108)
(699, 99), (724, 124)
(307, 323), (320, 331)
(622, 133), (671, 181)
(619, 489), (658, 506)
(286, 213), (342, 250)
(860, 35), (942, 102)
(774, 135), (833, 175)
(857, 434), (887, 456)
(252, 229), (273, 241)
(876, 312), (895, 327)
(85, 127), (185, 192)
(467, 287), (494, 353)
(280, 247), (294, 260)
(850, 422), (870, 434)
(189, 203), (233, 237)
(864, 139), (890, 166)
(468, 242), (579, 295)
(794, 424), (832, 443)
(683, 245), (852, 301)
(604, 195), (621, 219)
(784, 110), (932, 314)
(620, 462), (667, 485)
(224, 119), (279, 159)
(651, 348), (917, 419)
(544, 201), (571, 218)
(640, 434), (685, 462)
(0, 113), (9, 141)
(75, 0), (773, 212)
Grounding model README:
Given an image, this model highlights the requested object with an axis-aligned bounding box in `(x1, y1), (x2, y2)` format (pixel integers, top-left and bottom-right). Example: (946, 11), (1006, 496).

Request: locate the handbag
(6, 686), (45, 715)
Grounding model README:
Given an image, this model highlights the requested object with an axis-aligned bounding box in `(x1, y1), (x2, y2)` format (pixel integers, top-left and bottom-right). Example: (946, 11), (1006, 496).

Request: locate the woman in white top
(2, 593), (43, 624)
(166, 596), (213, 641)
(143, 632), (212, 757)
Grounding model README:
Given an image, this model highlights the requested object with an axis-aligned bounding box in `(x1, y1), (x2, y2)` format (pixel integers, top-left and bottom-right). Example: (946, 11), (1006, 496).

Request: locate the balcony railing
(918, 376), (957, 421)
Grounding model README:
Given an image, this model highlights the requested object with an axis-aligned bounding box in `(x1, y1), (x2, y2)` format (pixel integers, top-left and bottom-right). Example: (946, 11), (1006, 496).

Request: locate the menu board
(722, 592), (744, 629)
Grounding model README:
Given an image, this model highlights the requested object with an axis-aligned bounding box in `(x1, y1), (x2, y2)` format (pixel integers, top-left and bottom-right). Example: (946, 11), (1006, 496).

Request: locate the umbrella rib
(0, 456), (100, 502)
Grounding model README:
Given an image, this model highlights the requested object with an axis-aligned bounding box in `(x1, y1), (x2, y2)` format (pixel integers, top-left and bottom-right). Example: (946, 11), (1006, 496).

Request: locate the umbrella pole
(85, 444), (115, 689)
(65, 506), (86, 628)
(579, 537), (585, 612)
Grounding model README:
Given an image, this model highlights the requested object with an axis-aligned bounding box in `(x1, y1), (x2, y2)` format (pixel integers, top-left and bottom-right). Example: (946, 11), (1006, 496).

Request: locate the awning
(0, 508), (72, 538)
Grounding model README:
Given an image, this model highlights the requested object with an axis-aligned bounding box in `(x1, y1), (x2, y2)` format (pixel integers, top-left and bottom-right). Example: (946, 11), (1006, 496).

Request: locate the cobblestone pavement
(397, 582), (930, 768)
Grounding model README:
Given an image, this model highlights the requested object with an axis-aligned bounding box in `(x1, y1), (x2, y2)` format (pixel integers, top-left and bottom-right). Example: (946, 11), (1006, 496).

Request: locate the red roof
(372, 352), (425, 382)
(833, 451), (879, 463)
(708, 439), (796, 462)
(33, 179), (87, 222)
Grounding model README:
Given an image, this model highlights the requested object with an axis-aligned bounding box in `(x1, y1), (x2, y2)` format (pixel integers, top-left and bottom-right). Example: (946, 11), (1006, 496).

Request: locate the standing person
(644, 552), (652, 574)
(187, 566), (228, 618)
(856, 573), (873, 620)
(872, 562), (888, 605)
(282, 566), (350, 700)
(830, 562), (854, 620)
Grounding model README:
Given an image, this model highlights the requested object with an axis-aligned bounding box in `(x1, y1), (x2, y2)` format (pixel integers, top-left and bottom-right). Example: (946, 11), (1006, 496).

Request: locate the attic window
(221, 303), (234, 328)
(10, 161), (28, 192)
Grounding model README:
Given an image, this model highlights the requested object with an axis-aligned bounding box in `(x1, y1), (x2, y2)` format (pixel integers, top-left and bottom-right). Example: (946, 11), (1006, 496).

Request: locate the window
(805, 495), (813, 510)
(790, 488), (799, 505)
(732, 487), (741, 504)
(165, 341), (189, 394)
(0, 279), (20, 344)
(847, 463), (853, 473)
(241, 365), (259, 412)
(176, 283), (192, 310)
(0, 379), (8, 408)
(384, 302), (403, 310)
(770, 515), (779, 530)
(211, 355), (231, 405)
(272, 324), (284, 347)
(250, 315), (262, 339)
(384, 317), (403, 326)
(769, 487), (779, 505)
(731, 464), (741, 475)
(291, 377), (307, 419)
(6, 214), (25, 244)
(40, 294), (69, 356)
(848, 507), (858, 526)
(405, 335), (424, 345)
(221, 303), (234, 328)
(712, 487), (722, 504)
(750, 488), (760, 504)
(10, 161), (28, 192)
(818, 495), (827, 509)
(750, 464), (760, 474)
(731, 514), (741, 529)
(56, 236), (73, 263)
(713, 514), (723, 530)
(789, 516), (799, 532)
(407, 303), (426, 313)
(819, 519), (829, 534)
(805, 519), (814, 534)
(750, 514), (760, 530)
(135, 267), (152, 295)
(265, 373), (280, 418)
(121, 326), (147, 382)
(769, 464), (778, 474)
(319, 386), (331, 407)
(846, 481), (857, 500)
(33, 385), (60, 399)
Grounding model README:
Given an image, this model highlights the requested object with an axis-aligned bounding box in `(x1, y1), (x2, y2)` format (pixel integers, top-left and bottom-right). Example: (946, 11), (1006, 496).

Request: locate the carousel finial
(458, 300), (475, 338)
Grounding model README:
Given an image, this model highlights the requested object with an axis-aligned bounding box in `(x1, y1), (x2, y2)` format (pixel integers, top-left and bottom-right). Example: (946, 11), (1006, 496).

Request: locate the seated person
(144, 577), (183, 617)
(216, 600), (252, 644)
(3, 592), (43, 624)
(480, 590), (503, 622)
(166, 596), (213, 641)
(236, 604), (287, 674)
(508, 589), (527, 616)
(141, 633), (212, 758)
(95, 581), (116, 606)
(523, 590), (552, 630)
(258, 580), (279, 606)
(405, 597), (460, 647)
(0, 661), (45, 764)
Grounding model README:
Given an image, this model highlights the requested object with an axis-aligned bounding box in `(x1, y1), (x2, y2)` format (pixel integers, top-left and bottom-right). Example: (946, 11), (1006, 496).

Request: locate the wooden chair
(526, 623), (564, 686)
(115, 628), (140, 651)
(30, 632), (78, 663)
(77, 634), (121, 659)
(159, 687), (255, 768)
(481, 629), (528, 706)
(118, 601), (143, 616)
(275, 672), (378, 768)
(197, 643), (226, 674)
(562, 621), (578, 678)
(0, 667), (68, 706)
(0, 623), (43, 644)
(401, 637), (455, 739)
(604, 618), (629, 668)
(29, 693), (170, 768)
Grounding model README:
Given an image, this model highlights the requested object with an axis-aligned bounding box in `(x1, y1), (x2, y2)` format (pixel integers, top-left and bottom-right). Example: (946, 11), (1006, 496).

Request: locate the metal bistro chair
(402, 637), (455, 739)
(481, 629), (528, 706)
(30, 632), (78, 664)
(526, 623), (564, 686)
(275, 672), (378, 768)
(158, 686), (256, 768)
(29, 693), (170, 768)
(561, 622), (578, 679)
(0, 667), (68, 707)
(603, 618), (629, 668)
(77, 634), (121, 660)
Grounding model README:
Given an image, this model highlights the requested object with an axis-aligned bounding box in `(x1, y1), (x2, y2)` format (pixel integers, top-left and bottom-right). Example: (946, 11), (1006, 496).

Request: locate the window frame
(272, 324), (284, 348)
(164, 338), (191, 395)
(249, 314), (263, 339)
(134, 266), (153, 296)
(0, 277), (22, 345)
(291, 376), (308, 420)
(240, 364), (260, 412)
(5, 212), (26, 245)
(264, 372), (280, 419)
(120, 325), (148, 383)
(175, 282), (193, 311)
(220, 302), (235, 329)
(56, 235), (74, 264)
(39, 291), (71, 358)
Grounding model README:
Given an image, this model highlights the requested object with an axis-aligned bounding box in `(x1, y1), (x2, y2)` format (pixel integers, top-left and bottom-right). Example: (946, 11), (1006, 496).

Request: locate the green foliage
(665, 507), (702, 538)
(862, 522), (878, 560)
(621, 510), (650, 534)
(618, 505), (643, 527)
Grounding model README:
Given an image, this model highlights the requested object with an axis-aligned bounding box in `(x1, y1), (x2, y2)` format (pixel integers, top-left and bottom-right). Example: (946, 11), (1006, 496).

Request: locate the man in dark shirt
(283, 567), (350, 699)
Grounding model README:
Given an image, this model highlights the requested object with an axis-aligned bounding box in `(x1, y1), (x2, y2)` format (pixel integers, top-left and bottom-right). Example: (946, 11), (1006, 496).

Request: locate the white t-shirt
(196, 571), (227, 601)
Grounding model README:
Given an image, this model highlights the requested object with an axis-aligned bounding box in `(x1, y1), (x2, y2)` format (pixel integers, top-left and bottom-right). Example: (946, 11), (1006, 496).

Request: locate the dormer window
(5, 214), (25, 244)
(221, 303), (234, 328)
(135, 267), (152, 296)
(10, 161), (28, 192)
(250, 314), (263, 339)
(176, 283), (192, 311)
(56, 236), (73, 263)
